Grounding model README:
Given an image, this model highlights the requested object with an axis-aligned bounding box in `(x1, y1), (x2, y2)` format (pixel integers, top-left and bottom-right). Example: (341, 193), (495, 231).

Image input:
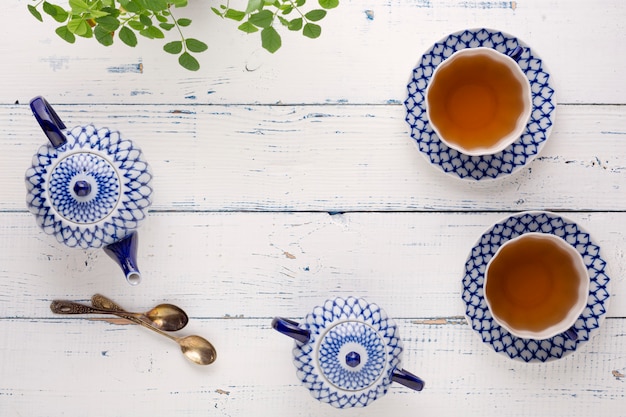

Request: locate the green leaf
(305, 9), (326, 21)
(186, 38), (208, 53)
(179, 52), (200, 71)
(295, 0), (305, 6)
(224, 9), (246, 21)
(159, 22), (175, 30)
(140, 25), (164, 39)
(55, 25), (76, 43)
(119, 0), (141, 13)
(287, 17), (302, 31)
(144, 0), (168, 11)
(102, 6), (120, 18)
(67, 17), (90, 36)
(28, 5), (43, 22)
(238, 21), (259, 33)
(89, 10), (110, 18)
(128, 20), (145, 31)
(68, 0), (90, 13)
(139, 14), (152, 27)
(211, 6), (223, 16)
(155, 14), (168, 23)
(177, 18), (192, 27)
(318, 0), (339, 9)
(249, 10), (273, 28)
(261, 26), (281, 53)
(43, 2), (69, 23)
(163, 40), (183, 54)
(280, 5), (293, 15)
(171, 0), (188, 7)
(119, 26), (137, 46)
(95, 16), (120, 32)
(245, 0), (263, 13)
(302, 22), (321, 38)
(94, 25), (114, 46)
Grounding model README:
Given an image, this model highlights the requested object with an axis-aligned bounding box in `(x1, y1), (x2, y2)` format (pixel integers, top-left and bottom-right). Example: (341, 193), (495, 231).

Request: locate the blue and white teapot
(272, 296), (425, 408)
(25, 96), (153, 285)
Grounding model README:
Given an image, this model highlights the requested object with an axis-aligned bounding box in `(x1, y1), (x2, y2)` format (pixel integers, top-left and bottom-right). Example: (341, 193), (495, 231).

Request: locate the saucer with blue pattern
(461, 211), (611, 362)
(404, 28), (556, 181)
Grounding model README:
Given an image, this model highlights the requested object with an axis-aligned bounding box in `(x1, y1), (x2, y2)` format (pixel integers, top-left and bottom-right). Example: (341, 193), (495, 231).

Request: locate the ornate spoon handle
(51, 300), (116, 315)
(91, 294), (126, 312)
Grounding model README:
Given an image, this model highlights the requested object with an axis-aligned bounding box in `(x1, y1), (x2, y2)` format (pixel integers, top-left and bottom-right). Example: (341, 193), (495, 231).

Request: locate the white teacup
(484, 233), (589, 340)
(426, 47), (532, 156)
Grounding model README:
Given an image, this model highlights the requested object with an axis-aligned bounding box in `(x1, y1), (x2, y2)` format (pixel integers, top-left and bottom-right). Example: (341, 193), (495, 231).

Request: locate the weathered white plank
(0, 317), (623, 417)
(0, 211), (623, 318)
(4, 103), (625, 212)
(2, 0), (624, 105)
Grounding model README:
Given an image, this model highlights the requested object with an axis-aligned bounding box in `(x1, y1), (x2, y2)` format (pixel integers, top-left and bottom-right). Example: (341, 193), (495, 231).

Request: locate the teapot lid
(291, 297), (403, 408)
(26, 123), (153, 249)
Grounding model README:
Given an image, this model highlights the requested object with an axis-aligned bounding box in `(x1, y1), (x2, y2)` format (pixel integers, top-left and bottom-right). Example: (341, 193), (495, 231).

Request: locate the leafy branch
(212, 0), (339, 53)
(28, 0), (340, 71)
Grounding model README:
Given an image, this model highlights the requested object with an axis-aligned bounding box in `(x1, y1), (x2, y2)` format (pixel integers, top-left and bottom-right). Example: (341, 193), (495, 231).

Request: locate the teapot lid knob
(30, 96), (67, 148)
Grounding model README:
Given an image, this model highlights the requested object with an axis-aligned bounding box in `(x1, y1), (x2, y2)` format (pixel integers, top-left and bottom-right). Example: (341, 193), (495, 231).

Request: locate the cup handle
(563, 326), (578, 341)
(391, 368), (425, 392)
(29, 96), (67, 148)
(271, 317), (311, 343)
(507, 45), (524, 62)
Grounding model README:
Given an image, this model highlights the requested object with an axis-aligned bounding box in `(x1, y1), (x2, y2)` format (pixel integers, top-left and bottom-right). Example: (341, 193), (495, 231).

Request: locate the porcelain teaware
(484, 232), (589, 341)
(272, 296), (424, 408)
(25, 96), (153, 285)
(425, 46), (532, 156)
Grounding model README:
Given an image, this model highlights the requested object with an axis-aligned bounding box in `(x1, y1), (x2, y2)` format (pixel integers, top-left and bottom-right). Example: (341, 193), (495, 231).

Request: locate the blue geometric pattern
(461, 211), (611, 362)
(404, 28), (556, 180)
(318, 321), (386, 391)
(292, 297), (403, 408)
(48, 152), (120, 224)
(25, 124), (153, 249)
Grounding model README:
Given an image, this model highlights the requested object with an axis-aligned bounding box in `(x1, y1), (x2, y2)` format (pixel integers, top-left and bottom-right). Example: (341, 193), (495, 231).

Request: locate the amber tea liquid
(484, 235), (585, 334)
(427, 50), (528, 152)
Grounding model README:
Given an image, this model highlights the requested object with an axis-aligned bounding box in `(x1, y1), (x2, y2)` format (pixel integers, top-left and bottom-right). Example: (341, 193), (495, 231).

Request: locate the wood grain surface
(0, 0), (624, 416)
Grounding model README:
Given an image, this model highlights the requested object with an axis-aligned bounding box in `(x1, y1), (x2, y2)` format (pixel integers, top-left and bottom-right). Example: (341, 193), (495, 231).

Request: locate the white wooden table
(1, 0), (625, 415)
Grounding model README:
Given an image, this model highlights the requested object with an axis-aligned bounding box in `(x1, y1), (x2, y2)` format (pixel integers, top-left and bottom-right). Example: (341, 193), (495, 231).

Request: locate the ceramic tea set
(25, 27), (611, 410)
(24, 97), (426, 406)
(26, 96), (152, 285)
(272, 296), (424, 408)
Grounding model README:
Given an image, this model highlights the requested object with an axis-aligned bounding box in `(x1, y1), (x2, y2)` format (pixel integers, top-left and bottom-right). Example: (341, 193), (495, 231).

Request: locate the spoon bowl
(178, 335), (217, 365)
(91, 294), (188, 332)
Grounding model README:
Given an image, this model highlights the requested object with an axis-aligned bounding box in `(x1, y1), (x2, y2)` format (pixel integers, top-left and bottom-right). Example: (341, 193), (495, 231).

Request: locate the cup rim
(425, 46), (533, 157)
(483, 232), (590, 340)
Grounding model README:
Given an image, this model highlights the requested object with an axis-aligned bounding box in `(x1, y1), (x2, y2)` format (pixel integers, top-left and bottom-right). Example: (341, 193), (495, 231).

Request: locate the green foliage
(214, 0), (339, 54)
(28, 0), (340, 71)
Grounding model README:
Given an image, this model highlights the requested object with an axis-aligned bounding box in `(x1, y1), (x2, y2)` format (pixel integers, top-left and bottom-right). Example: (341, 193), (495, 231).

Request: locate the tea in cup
(426, 47), (532, 156)
(484, 232), (589, 340)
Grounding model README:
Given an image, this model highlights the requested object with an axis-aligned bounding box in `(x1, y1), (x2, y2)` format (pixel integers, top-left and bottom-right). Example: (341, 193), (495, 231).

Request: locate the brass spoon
(50, 300), (217, 365)
(90, 294), (188, 332)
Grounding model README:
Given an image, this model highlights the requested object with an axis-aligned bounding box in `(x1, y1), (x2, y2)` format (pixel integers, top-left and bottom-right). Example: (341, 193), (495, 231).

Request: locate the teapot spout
(103, 232), (142, 285)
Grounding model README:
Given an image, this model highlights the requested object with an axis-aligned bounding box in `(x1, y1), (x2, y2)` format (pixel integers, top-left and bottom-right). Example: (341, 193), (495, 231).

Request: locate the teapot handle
(391, 368), (425, 392)
(30, 96), (67, 148)
(271, 317), (311, 343)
